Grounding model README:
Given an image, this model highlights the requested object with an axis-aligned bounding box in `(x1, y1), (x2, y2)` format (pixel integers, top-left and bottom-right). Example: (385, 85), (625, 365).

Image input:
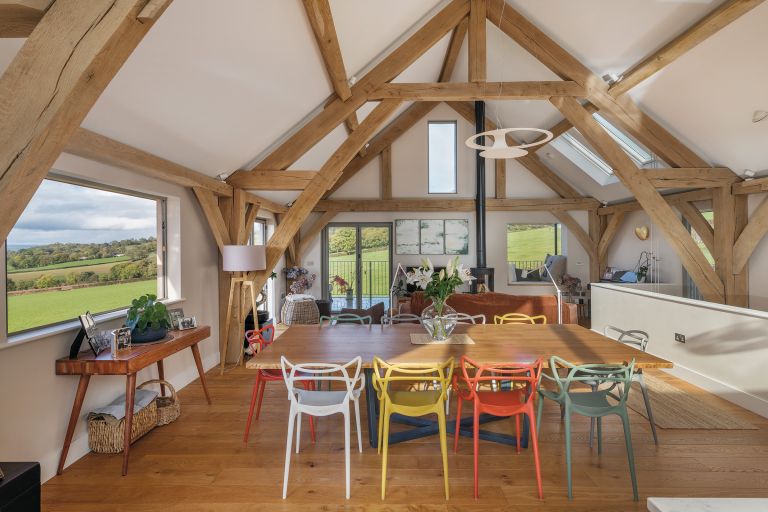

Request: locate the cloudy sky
(7, 180), (157, 246)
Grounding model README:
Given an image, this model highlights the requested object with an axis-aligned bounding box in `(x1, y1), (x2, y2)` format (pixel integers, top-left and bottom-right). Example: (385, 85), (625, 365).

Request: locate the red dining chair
(243, 324), (315, 445)
(453, 355), (544, 499)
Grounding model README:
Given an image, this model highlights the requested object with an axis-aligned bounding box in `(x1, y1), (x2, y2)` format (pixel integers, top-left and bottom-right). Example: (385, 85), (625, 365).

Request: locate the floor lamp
(221, 245), (266, 374)
(537, 262), (563, 325)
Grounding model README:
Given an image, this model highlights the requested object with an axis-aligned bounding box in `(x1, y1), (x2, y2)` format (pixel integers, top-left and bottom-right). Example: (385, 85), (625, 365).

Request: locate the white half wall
(592, 283), (768, 418)
(0, 153), (221, 482)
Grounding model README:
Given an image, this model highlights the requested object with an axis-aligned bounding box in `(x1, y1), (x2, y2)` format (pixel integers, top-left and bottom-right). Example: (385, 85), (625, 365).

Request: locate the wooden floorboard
(43, 366), (768, 511)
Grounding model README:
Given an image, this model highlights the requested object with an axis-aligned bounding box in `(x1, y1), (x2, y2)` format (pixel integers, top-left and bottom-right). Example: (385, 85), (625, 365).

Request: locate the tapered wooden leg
(191, 343), (212, 405)
(122, 373), (137, 476)
(157, 360), (166, 397)
(57, 374), (90, 475)
(220, 278), (236, 374)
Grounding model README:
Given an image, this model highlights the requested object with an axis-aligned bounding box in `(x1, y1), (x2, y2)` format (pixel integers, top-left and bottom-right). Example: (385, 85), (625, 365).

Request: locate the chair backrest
(458, 355), (543, 399)
(494, 313), (547, 325)
(382, 313), (422, 325)
(281, 356), (362, 405)
(319, 313), (373, 325)
(604, 325), (649, 352)
(372, 356), (454, 403)
(446, 312), (486, 324)
(245, 324), (275, 352)
(546, 355), (635, 406)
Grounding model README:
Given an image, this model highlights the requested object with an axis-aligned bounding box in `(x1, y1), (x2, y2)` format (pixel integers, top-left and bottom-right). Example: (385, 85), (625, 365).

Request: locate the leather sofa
(404, 291), (578, 325)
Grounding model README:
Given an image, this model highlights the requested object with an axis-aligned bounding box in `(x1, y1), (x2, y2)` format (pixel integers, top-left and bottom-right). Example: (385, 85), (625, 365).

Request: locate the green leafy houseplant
(126, 294), (170, 333)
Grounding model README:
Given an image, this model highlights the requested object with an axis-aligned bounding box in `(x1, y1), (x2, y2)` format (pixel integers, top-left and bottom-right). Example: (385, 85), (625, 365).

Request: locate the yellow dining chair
(372, 356), (454, 500)
(494, 312), (547, 325)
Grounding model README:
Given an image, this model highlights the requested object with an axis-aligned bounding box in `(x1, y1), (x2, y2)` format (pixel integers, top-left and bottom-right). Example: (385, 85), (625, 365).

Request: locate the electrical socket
(674, 333), (686, 343)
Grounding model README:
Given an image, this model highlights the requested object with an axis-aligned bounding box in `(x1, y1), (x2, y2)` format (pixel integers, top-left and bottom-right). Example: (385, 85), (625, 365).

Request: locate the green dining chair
(536, 356), (638, 501)
(319, 314), (372, 325)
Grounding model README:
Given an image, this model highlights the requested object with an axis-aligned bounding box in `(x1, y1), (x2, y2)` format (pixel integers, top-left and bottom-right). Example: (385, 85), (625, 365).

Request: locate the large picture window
(5, 177), (166, 334)
(506, 223), (561, 271)
(428, 121), (457, 194)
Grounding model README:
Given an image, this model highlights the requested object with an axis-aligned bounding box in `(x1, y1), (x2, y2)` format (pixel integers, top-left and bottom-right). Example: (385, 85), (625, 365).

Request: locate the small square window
(428, 121), (457, 194)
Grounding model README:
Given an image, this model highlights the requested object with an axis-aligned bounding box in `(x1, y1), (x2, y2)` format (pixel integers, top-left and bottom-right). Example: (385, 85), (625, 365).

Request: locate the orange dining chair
(494, 313), (547, 325)
(453, 355), (544, 499)
(243, 324), (315, 445)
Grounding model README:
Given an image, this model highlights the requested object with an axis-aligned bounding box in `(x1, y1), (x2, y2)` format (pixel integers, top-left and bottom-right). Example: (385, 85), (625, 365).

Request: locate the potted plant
(126, 294), (171, 343)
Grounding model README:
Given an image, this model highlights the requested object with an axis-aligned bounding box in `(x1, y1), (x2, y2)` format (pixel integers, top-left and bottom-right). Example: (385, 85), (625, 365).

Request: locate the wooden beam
(0, 0), (172, 243)
(676, 201), (715, 255)
(446, 100), (582, 198)
(488, 197), (599, 211)
(0, 0), (50, 38)
(299, 211), (336, 258)
(193, 187), (231, 252)
(597, 212), (626, 267)
(242, 191), (288, 214)
(552, 211), (596, 260)
(597, 188), (713, 216)
(227, 170), (317, 190)
(251, 100), (402, 292)
(733, 175), (768, 195)
(380, 147), (392, 199)
(486, 0), (709, 169)
(468, 0), (486, 82)
(552, 96), (724, 303)
(609, 0), (766, 97)
(301, 0), (360, 134)
(241, 203), (259, 245)
(645, 167), (739, 189)
(253, 0), (469, 171)
(733, 195), (768, 275)
(315, 197), (598, 212)
(66, 128), (232, 196)
(369, 81), (583, 101)
(530, 102), (599, 150)
(494, 159), (505, 199)
(439, 17), (468, 82)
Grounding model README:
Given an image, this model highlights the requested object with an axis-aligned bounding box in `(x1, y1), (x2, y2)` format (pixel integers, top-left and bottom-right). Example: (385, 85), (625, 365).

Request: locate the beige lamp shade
(222, 245), (266, 272)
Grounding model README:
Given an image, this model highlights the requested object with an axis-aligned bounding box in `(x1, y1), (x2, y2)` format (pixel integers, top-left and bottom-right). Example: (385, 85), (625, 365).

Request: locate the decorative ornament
(634, 225), (650, 241)
(465, 128), (553, 159)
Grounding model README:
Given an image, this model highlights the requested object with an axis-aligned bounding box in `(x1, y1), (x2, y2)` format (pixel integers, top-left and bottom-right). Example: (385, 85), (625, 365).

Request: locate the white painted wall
(592, 283), (768, 419)
(299, 103), (591, 299)
(0, 153), (221, 483)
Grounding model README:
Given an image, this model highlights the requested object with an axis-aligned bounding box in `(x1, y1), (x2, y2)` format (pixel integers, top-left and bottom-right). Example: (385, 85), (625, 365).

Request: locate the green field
(8, 260), (128, 282)
(7, 279), (156, 333)
(507, 225), (560, 263)
(7, 255), (129, 274)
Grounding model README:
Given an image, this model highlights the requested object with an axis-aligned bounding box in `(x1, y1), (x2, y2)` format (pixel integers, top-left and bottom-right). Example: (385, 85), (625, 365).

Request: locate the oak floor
(43, 366), (768, 512)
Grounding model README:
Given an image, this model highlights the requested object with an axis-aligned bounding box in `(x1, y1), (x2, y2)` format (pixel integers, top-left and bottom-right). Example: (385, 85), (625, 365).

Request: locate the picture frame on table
(79, 312), (109, 357)
(179, 316), (197, 330)
(111, 327), (132, 358)
(167, 308), (185, 329)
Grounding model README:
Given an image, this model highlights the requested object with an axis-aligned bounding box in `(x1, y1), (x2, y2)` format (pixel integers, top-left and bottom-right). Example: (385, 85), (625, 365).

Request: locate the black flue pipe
(474, 100), (486, 268)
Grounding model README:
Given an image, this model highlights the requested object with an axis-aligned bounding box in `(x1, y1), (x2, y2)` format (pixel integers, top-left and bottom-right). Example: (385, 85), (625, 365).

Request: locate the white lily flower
(445, 257), (455, 277)
(438, 269), (445, 281)
(457, 264), (475, 283)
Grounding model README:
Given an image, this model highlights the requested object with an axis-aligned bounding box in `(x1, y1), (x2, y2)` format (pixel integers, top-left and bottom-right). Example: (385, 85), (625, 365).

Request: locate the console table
(55, 326), (212, 476)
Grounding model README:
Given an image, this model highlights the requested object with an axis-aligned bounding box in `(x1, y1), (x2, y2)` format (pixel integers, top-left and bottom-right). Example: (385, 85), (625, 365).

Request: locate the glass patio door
(323, 223), (392, 312)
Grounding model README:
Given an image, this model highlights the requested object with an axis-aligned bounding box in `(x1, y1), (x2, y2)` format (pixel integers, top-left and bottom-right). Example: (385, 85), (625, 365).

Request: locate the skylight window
(593, 113), (655, 167)
(559, 132), (614, 176)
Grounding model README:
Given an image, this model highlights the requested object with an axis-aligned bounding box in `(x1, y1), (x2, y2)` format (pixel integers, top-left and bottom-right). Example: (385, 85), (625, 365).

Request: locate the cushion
(341, 301), (386, 324)
(507, 263), (518, 283)
(544, 254), (567, 283)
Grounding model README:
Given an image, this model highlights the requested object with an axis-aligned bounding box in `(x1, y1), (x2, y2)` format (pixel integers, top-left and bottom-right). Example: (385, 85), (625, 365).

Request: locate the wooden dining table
(246, 323), (672, 448)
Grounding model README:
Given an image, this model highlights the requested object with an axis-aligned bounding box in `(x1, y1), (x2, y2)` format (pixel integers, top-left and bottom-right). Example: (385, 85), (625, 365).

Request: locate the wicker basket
(138, 379), (180, 426)
(281, 298), (319, 325)
(88, 400), (157, 454)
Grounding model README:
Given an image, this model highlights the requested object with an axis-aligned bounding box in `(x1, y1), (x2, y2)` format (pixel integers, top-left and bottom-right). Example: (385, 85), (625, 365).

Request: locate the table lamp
(221, 245), (266, 373)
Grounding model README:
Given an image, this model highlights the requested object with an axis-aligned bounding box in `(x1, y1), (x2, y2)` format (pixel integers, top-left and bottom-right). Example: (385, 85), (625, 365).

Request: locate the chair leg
(438, 408), (450, 501)
(344, 410), (351, 499)
(535, 394), (544, 440)
(377, 401), (385, 455)
(564, 409), (573, 500)
(515, 414), (521, 454)
(295, 411), (302, 454)
(454, 396), (463, 453)
(527, 408), (544, 500)
(381, 410), (391, 500)
(255, 377), (267, 420)
(597, 416), (603, 455)
(354, 397), (363, 453)
(309, 416), (316, 443)
(619, 410), (639, 501)
(282, 408), (296, 499)
(243, 373), (261, 445)
(589, 417), (595, 448)
(638, 375), (659, 445)
(473, 404), (480, 499)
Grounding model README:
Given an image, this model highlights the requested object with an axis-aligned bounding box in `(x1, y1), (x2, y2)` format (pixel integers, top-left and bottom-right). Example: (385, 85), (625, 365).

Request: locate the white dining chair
(280, 356), (364, 499)
(382, 313), (422, 325)
(447, 312), (486, 324)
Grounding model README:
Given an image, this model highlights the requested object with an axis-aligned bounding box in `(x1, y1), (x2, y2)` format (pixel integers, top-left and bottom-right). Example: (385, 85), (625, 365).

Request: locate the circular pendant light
(465, 127), (554, 159)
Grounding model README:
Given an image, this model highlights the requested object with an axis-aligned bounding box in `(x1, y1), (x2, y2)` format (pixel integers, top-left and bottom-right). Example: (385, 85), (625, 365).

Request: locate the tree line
(6, 238), (156, 271)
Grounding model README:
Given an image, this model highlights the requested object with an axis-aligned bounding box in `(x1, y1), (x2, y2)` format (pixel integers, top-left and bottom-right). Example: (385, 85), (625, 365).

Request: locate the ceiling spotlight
(753, 110), (768, 123)
(216, 172), (230, 181)
(744, 169), (756, 180)
(602, 73), (620, 85)
(348, 76), (357, 86)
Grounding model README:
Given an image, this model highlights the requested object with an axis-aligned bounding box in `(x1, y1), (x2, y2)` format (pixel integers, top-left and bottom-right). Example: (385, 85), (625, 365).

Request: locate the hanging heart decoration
(635, 226), (649, 240)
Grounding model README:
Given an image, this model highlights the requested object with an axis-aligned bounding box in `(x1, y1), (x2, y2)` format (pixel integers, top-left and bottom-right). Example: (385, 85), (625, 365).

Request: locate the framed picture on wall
(419, 220), (444, 254)
(395, 219), (419, 254)
(444, 220), (469, 255)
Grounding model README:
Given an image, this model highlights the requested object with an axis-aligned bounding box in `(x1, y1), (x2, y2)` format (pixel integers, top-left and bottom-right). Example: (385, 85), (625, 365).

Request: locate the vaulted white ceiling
(1, 0), (766, 200)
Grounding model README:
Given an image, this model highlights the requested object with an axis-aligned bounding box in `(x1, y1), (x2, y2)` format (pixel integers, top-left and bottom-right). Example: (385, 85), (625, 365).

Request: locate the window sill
(506, 281), (555, 286)
(1, 298), (186, 352)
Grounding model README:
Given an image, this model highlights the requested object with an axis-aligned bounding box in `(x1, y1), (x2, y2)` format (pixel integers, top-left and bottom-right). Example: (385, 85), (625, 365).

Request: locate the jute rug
(627, 372), (756, 430)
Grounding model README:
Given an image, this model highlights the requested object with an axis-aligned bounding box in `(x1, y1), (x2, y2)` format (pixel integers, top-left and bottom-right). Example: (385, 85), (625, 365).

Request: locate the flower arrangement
(330, 274), (349, 293)
(284, 266), (316, 294)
